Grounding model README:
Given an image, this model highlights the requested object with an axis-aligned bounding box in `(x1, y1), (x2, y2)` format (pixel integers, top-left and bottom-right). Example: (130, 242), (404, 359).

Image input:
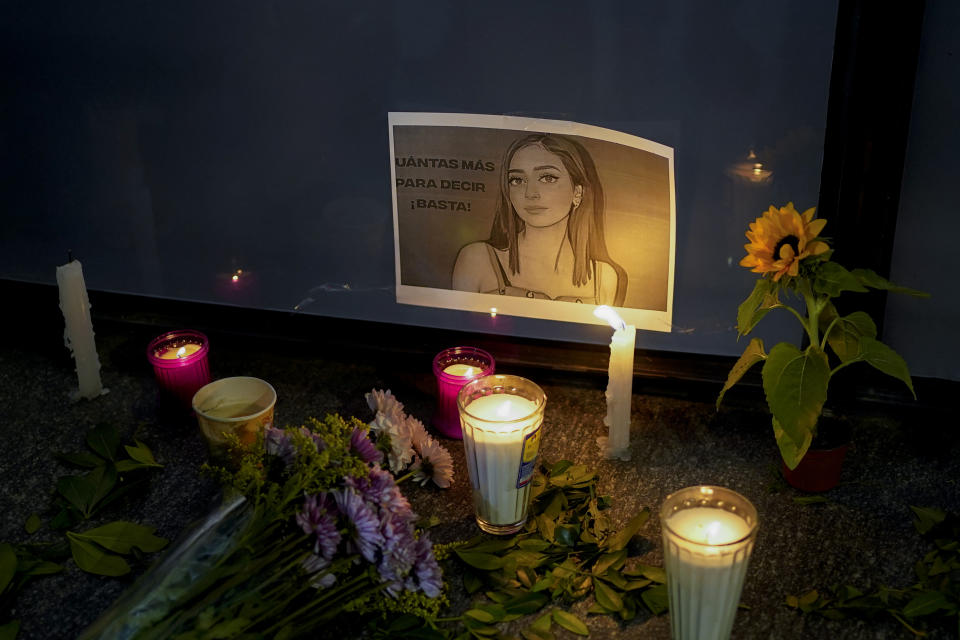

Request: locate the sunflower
(739, 203), (829, 281)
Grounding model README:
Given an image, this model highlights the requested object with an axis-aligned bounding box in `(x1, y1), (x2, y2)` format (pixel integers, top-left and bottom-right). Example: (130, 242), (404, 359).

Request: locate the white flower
(369, 411), (414, 473)
(406, 416), (430, 452)
(411, 437), (454, 489)
(365, 389), (404, 419)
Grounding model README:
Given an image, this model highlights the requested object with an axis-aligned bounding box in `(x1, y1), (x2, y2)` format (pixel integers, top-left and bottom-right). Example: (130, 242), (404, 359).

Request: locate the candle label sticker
(516, 426), (543, 489)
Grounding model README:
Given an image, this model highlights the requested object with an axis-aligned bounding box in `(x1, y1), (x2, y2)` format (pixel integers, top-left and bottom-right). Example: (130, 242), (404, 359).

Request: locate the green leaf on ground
(641, 583), (669, 615)
(86, 423), (119, 461)
(71, 521), (168, 554)
(0, 543), (17, 594)
(605, 508), (650, 551)
(0, 620), (20, 640)
(551, 610), (588, 636)
(455, 550), (505, 571)
(910, 506), (946, 534)
(66, 533), (130, 576)
(124, 440), (162, 468)
(594, 579), (623, 612)
(24, 514), (42, 535)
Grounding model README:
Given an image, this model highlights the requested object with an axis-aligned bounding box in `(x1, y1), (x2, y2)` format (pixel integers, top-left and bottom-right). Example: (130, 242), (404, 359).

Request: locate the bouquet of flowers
(81, 390), (449, 640)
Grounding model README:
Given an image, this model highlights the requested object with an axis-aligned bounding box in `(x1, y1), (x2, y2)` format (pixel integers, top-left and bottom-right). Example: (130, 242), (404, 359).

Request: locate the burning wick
(489, 307), (498, 318)
(594, 305), (626, 331)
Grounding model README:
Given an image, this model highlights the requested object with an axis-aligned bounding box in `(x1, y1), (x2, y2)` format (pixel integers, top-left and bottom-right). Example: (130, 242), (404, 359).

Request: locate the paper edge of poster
(397, 285), (673, 333)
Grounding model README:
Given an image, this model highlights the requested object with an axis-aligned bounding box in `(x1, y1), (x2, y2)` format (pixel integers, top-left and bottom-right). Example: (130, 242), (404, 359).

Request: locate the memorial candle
(56, 257), (104, 400)
(661, 486), (759, 640)
(594, 305), (635, 460)
(432, 347), (495, 439)
(147, 330), (211, 409)
(458, 375), (546, 535)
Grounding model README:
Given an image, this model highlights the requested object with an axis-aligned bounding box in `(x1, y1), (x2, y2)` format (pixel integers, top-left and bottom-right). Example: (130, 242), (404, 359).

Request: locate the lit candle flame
(705, 521), (723, 545)
(176, 346), (186, 358)
(594, 305), (626, 331)
(231, 274), (239, 282)
(490, 307), (497, 318)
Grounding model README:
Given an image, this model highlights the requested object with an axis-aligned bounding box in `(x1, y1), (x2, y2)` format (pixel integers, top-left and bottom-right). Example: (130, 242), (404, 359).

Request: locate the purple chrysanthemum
(296, 493), (341, 560)
(410, 535), (443, 598)
(302, 550), (337, 589)
(377, 512), (418, 595)
(333, 488), (383, 564)
(265, 427), (296, 465)
(350, 427), (382, 464)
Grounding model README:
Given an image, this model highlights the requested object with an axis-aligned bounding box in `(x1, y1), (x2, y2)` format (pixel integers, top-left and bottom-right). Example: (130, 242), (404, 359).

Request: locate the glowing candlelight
(661, 486), (759, 640)
(594, 306), (635, 460)
(458, 375), (546, 535)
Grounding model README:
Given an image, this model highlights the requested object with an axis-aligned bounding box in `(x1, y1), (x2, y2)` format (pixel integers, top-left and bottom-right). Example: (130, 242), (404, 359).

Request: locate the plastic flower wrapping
(80, 391), (449, 640)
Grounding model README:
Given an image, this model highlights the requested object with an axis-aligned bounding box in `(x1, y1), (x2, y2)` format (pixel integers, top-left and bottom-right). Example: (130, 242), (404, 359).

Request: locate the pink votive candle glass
(432, 346), (495, 439)
(147, 330), (212, 408)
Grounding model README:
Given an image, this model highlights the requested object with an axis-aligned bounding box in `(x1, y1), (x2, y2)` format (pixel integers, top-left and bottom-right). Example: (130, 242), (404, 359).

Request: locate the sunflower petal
(807, 218), (827, 238)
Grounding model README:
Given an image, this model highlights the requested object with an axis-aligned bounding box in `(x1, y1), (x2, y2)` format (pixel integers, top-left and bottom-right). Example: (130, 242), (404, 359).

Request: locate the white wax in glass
(56, 260), (103, 400)
(663, 507), (754, 640)
(443, 363), (478, 377)
(599, 324), (635, 460)
(462, 394), (540, 526)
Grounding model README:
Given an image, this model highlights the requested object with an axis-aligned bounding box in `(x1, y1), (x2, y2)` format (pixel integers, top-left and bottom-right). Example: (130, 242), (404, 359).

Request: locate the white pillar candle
(458, 376), (546, 535)
(661, 487), (758, 640)
(594, 306), (635, 460)
(56, 259), (104, 400)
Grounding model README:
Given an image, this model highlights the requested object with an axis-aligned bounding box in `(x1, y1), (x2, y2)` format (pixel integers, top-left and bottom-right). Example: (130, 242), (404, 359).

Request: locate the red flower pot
(781, 443), (850, 492)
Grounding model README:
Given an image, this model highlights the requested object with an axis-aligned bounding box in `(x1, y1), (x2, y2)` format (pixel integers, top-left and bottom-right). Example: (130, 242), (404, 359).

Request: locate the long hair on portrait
(488, 133), (627, 306)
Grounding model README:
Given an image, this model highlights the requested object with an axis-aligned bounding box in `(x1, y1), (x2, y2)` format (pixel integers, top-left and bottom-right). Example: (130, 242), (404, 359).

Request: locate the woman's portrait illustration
(452, 133), (627, 307)
(389, 113), (674, 330)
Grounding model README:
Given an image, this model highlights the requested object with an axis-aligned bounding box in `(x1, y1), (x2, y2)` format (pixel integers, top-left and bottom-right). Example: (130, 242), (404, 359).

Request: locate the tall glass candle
(146, 330), (211, 409)
(432, 347), (495, 439)
(458, 375), (546, 535)
(660, 486), (759, 640)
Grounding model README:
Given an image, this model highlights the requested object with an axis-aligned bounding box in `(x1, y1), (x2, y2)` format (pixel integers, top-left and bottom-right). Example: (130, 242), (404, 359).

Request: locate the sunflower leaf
(851, 269), (929, 297)
(717, 338), (766, 408)
(859, 337), (915, 398)
(813, 262), (868, 298)
(736, 279), (776, 337)
(762, 344), (828, 466)
(824, 311), (877, 363)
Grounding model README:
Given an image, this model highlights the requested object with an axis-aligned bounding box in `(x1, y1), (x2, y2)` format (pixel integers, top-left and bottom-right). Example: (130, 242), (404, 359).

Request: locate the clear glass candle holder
(432, 346), (495, 439)
(146, 330), (211, 409)
(660, 486), (759, 640)
(457, 375), (546, 535)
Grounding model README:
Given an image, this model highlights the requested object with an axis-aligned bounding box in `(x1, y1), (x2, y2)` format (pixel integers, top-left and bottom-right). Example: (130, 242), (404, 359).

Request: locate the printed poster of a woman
(389, 113), (675, 330)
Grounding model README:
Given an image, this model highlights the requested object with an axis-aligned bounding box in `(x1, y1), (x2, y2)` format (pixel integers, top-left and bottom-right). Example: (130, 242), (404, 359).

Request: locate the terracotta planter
(781, 443), (850, 492)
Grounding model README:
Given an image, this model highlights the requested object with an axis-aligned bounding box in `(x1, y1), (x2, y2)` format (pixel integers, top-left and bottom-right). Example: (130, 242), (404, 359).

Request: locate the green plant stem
(395, 471), (416, 484)
(798, 280), (823, 347)
(820, 316), (841, 352)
